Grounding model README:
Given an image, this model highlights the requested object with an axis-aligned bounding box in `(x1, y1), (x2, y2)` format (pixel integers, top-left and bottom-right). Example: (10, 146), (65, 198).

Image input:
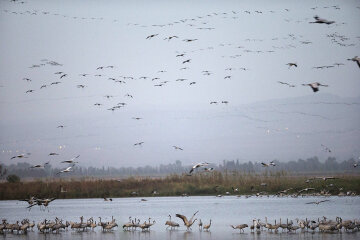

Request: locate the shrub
(7, 174), (20, 183)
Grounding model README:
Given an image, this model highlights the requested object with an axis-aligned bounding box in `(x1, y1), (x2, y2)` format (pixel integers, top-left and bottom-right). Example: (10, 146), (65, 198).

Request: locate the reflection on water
(0, 229), (358, 240)
(0, 196), (359, 239)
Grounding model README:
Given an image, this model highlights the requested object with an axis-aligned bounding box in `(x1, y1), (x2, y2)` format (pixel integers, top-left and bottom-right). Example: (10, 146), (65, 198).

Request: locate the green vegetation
(0, 172), (359, 200)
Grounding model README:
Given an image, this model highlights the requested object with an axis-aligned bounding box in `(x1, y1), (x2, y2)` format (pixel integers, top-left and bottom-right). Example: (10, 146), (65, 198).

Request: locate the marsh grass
(0, 171), (359, 200)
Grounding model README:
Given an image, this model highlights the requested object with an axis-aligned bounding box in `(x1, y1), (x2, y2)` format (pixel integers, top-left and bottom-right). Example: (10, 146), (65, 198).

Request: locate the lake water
(0, 196), (359, 239)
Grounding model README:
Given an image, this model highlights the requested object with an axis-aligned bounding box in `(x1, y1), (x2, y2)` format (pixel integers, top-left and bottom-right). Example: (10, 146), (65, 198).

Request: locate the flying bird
(277, 188), (293, 195)
(347, 56), (360, 68)
(57, 165), (74, 174)
(261, 162), (270, 167)
(183, 39), (198, 42)
(182, 59), (191, 64)
(134, 142), (144, 146)
(306, 200), (330, 205)
(298, 188), (315, 194)
(10, 153), (30, 159)
(146, 34), (158, 39)
(173, 146), (183, 150)
(164, 36), (178, 41)
(310, 15), (335, 24)
(286, 63), (297, 68)
(278, 81), (295, 87)
(302, 82), (328, 92)
(61, 155), (80, 164)
(30, 162), (49, 169)
(189, 162), (209, 174)
(315, 176), (338, 181)
(321, 144), (332, 153)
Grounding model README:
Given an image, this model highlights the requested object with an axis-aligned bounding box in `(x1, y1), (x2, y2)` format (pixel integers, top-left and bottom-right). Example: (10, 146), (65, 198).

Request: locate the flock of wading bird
(1, 214), (360, 235)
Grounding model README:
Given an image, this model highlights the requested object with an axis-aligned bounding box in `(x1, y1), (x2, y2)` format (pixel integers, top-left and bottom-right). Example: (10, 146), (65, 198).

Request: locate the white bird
(189, 162), (209, 174)
(57, 165), (74, 174)
(61, 155), (80, 164)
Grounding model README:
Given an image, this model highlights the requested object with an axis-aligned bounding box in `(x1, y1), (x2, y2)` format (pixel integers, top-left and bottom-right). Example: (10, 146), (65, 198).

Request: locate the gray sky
(0, 0), (359, 167)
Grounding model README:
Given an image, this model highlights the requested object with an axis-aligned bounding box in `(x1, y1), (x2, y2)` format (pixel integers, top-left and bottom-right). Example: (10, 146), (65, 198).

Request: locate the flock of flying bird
(2, 0), (359, 191)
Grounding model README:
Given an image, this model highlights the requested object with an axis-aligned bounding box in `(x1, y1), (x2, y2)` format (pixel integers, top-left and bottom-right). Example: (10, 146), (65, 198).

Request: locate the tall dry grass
(0, 171), (359, 200)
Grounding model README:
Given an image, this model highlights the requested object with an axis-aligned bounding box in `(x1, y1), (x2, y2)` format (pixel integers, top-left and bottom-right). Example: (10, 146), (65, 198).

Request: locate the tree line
(0, 156), (358, 180)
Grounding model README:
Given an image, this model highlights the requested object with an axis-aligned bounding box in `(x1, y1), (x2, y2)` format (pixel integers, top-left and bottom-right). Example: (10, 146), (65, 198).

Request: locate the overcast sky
(0, 0), (359, 167)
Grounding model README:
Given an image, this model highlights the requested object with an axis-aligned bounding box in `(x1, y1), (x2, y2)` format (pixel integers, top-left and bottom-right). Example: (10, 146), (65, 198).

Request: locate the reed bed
(0, 172), (359, 200)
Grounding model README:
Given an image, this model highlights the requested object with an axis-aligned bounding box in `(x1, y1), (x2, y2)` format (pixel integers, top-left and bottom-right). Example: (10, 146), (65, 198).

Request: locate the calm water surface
(0, 196), (359, 239)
